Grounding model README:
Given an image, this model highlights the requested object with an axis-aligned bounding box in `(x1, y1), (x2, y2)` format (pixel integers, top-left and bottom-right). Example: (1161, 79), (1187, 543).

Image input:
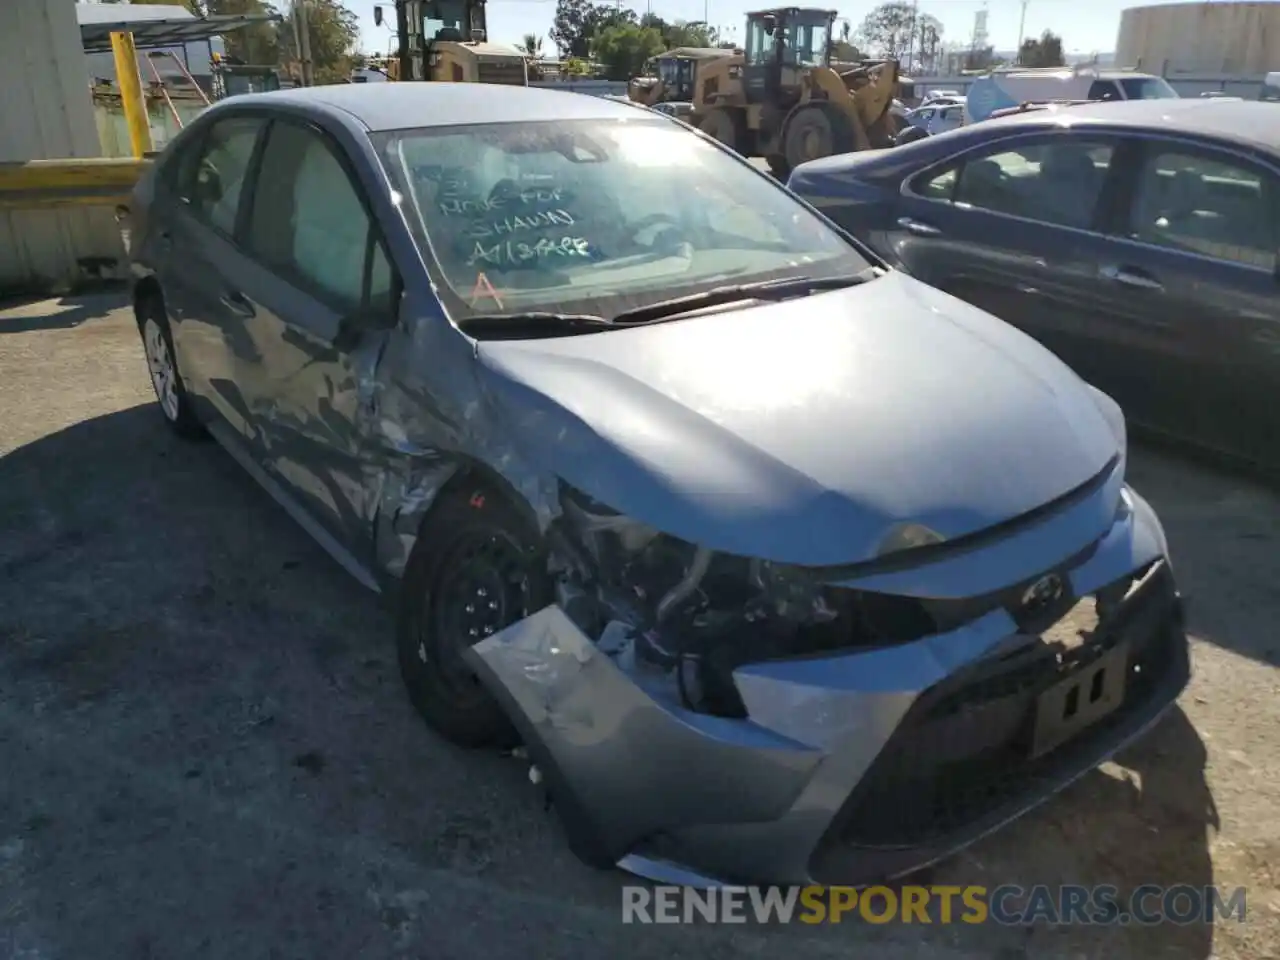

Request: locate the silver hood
(473, 271), (1119, 567)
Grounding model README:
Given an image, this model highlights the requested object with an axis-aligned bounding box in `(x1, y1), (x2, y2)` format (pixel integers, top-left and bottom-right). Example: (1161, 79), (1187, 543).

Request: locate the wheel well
(415, 459), (545, 546)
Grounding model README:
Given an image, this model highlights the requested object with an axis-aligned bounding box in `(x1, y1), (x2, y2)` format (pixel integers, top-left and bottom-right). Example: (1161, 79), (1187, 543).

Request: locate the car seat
(1039, 147), (1103, 228)
(960, 158), (1007, 212)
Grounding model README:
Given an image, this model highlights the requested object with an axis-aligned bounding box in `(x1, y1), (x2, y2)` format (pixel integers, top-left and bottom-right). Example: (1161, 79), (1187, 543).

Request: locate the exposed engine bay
(547, 484), (942, 718)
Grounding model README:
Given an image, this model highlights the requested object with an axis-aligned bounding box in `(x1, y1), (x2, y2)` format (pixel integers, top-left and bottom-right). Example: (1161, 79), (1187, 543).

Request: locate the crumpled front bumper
(464, 487), (1189, 886)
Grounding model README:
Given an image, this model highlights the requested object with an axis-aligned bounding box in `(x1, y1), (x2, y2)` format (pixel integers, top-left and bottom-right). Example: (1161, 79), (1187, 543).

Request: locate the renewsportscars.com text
(621, 884), (1247, 926)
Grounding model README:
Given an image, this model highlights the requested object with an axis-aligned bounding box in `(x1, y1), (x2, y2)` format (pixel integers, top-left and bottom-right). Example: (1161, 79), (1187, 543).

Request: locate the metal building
(1, 0), (122, 294)
(1116, 1), (1280, 75)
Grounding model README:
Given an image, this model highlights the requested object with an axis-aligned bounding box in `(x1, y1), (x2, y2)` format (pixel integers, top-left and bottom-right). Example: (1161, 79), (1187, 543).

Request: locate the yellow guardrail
(0, 31), (156, 213)
(0, 157), (152, 210)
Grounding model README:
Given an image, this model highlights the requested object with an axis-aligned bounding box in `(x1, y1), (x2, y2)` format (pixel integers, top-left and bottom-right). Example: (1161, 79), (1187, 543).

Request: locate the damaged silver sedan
(125, 83), (1189, 887)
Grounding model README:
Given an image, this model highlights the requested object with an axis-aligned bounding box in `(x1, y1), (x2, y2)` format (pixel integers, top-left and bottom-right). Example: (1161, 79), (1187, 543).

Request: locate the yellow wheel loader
(627, 47), (734, 107)
(690, 7), (899, 177)
(381, 0), (528, 85)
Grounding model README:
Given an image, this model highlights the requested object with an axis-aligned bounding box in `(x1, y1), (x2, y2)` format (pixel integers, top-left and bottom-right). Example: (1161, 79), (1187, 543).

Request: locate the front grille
(477, 61), (527, 86)
(828, 561), (1181, 851)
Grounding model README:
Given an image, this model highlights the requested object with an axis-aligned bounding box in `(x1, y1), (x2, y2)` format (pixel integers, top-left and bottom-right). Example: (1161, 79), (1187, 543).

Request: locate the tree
(914, 14), (943, 72)
(274, 0), (360, 83)
(518, 33), (544, 58)
(1019, 30), (1065, 67)
(963, 46), (996, 72)
(551, 0), (598, 58)
(662, 20), (716, 48)
(591, 22), (664, 81)
(855, 2), (916, 60)
(592, 5), (637, 33)
(551, 0), (636, 59)
(177, 0), (283, 65)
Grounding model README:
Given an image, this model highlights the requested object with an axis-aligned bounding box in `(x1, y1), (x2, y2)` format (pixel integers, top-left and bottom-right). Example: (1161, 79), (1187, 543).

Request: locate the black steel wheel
(397, 486), (550, 748)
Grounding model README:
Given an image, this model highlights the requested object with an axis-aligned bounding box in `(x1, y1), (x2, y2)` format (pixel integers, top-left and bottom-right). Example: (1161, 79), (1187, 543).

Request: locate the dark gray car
(788, 98), (1280, 474)
(124, 83), (1186, 887)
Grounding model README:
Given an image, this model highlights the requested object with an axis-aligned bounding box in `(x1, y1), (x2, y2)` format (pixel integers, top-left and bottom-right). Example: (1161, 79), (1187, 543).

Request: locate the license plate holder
(1030, 641), (1129, 759)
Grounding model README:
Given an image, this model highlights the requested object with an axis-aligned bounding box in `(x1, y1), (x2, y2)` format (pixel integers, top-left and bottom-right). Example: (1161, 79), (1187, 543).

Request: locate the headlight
(1087, 384), (1127, 455)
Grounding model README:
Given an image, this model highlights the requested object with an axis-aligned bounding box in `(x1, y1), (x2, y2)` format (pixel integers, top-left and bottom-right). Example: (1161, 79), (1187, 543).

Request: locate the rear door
(1094, 136), (1280, 467)
(884, 131), (1144, 403)
(159, 113), (270, 442)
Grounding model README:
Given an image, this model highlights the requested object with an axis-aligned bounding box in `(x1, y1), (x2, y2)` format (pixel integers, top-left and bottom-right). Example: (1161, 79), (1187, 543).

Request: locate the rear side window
(914, 139), (1114, 229)
(1124, 147), (1277, 270)
(179, 116), (265, 236)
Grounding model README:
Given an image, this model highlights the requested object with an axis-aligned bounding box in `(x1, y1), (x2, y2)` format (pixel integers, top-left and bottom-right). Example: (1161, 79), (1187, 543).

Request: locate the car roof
(978, 97), (1280, 153)
(215, 82), (651, 132)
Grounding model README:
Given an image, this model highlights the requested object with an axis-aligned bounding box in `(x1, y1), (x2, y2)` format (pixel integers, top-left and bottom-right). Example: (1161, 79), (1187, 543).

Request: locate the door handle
(897, 217), (941, 236)
(219, 291), (256, 318)
(1098, 264), (1164, 291)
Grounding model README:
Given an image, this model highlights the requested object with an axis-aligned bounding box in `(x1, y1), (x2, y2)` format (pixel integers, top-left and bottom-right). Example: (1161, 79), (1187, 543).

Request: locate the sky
(345, 0), (1198, 59)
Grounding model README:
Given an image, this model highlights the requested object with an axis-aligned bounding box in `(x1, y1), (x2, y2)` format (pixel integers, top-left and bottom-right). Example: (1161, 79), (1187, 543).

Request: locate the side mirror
(373, 5), (383, 27)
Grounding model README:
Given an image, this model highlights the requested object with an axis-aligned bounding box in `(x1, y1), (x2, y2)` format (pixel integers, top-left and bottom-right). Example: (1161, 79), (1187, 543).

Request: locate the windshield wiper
(456, 312), (615, 339)
(610, 269), (884, 326)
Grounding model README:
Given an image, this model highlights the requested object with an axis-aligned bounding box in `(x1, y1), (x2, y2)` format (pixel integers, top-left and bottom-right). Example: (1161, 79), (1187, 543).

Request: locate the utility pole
(295, 0), (315, 86)
(1015, 0), (1029, 64)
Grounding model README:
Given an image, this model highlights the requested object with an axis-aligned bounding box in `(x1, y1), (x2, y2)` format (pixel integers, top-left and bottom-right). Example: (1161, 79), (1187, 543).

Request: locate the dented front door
(228, 117), (400, 555)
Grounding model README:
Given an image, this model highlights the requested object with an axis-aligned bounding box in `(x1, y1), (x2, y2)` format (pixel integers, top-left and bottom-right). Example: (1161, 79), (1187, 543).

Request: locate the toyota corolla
(123, 83), (1189, 887)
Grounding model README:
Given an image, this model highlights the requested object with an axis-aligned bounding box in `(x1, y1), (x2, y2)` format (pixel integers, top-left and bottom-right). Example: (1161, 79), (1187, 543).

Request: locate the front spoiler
(464, 488), (1188, 885)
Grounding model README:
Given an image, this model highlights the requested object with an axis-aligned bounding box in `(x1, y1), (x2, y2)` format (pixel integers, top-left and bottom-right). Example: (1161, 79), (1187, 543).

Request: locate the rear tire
(698, 107), (742, 153)
(783, 103), (855, 170)
(396, 485), (552, 749)
(135, 293), (205, 440)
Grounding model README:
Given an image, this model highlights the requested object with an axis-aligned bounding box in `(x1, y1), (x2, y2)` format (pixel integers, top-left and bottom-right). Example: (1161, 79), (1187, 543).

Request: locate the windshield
(1261, 78), (1280, 102)
(375, 118), (868, 321)
(786, 15), (832, 67)
(1118, 76), (1179, 100)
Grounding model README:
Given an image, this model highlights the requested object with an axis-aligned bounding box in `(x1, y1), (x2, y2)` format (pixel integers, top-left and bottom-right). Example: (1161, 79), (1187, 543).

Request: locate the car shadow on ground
(0, 286), (129, 335)
(0, 405), (1221, 958)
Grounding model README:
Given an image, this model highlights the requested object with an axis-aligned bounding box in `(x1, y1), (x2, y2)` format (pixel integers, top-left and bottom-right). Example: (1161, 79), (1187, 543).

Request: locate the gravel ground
(1, 291), (1277, 960)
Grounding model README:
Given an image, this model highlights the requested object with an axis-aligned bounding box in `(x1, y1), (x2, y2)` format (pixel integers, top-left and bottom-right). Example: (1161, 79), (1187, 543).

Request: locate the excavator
(690, 7), (899, 177)
(627, 47), (733, 106)
(377, 0), (528, 85)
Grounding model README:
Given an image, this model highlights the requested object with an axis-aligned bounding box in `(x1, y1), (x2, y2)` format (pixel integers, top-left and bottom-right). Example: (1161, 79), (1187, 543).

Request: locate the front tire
(136, 294), (204, 439)
(783, 103), (855, 170)
(396, 486), (551, 749)
(698, 107), (742, 153)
